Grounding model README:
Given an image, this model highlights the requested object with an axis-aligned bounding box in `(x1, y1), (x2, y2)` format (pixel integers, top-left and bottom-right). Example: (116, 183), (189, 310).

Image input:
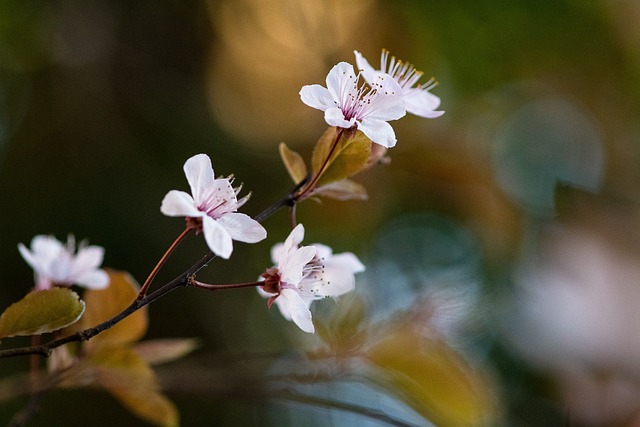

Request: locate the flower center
(337, 69), (394, 123)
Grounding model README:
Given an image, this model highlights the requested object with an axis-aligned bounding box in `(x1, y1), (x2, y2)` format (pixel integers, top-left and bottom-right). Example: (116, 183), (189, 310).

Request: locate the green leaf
(0, 288), (85, 338)
(279, 142), (307, 184)
(311, 128), (372, 187)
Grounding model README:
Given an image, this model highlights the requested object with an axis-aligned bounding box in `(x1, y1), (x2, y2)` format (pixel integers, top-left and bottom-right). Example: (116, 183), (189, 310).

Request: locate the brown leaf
(66, 270), (148, 350)
(134, 338), (200, 366)
(279, 142), (308, 184)
(365, 324), (498, 426)
(89, 346), (178, 427)
(313, 179), (369, 201)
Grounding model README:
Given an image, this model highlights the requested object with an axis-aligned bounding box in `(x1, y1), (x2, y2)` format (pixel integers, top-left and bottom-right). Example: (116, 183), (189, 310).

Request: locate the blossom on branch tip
(300, 61), (406, 148)
(160, 153), (267, 259)
(259, 224), (365, 333)
(18, 235), (109, 290)
(355, 49), (444, 119)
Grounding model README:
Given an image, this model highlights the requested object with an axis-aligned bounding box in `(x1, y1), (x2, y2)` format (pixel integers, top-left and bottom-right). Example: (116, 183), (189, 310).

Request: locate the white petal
(326, 62), (356, 102)
(76, 269), (110, 290)
(278, 289), (315, 333)
(269, 243), (284, 265)
(280, 224), (306, 262)
(325, 108), (355, 129)
(183, 154), (215, 202)
(72, 246), (104, 272)
(300, 85), (335, 111)
(18, 243), (39, 271)
(202, 216), (233, 259)
(316, 253), (365, 297)
(354, 50), (376, 83)
(404, 89), (445, 118)
(281, 246), (316, 285)
(330, 252), (366, 274)
(312, 243), (333, 260)
(358, 118), (397, 148)
(160, 190), (200, 217)
(216, 213), (267, 243)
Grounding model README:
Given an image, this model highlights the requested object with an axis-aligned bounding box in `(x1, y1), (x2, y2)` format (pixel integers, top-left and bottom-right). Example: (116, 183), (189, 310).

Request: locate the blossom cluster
(17, 49), (441, 334)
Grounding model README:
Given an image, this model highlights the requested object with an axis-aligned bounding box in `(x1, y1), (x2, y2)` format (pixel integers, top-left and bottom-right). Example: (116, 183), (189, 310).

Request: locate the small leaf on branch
(311, 128), (372, 187)
(314, 179), (369, 201)
(279, 142), (308, 184)
(0, 288), (85, 338)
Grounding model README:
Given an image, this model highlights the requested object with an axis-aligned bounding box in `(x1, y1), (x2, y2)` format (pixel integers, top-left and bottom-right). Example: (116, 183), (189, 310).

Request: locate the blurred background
(1, 0), (640, 425)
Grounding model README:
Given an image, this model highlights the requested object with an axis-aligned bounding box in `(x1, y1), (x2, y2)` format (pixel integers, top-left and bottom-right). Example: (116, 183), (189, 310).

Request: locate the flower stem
(189, 278), (264, 292)
(295, 127), (345, 200)
(137, 226), (193, 299)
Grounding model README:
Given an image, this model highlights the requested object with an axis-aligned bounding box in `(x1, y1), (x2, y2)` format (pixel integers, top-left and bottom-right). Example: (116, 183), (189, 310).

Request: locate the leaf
(311, 128), (372, 187)
(365, 324), (497, 427)
(314, 179), (369, 201)
(89, 346), (179, 427)
(0, 288), (85, 338)
(66, 270), (147, 350)
(279, 142), (308, 183)
(134, 338), (200, 365)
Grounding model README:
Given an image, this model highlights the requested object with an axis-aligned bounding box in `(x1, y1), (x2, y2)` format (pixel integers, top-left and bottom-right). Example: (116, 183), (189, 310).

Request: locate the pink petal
(325, 108), (354, 129)
(326, 62), (356, 102)
(354, 50), (376, 83)
(76, 269), (110, 290)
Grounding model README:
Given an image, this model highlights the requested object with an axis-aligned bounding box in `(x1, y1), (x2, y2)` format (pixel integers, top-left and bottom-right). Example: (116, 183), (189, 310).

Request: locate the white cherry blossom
(355, 49), (444, 119)
(161, 154), (267, 259)
(259, 224), (365, 333)
(300, 61), (406, 148)
(18, 235), (109, 290)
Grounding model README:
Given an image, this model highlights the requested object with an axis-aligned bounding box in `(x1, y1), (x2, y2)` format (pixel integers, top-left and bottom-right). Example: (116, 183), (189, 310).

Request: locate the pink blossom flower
(355, 49), (444, 119)
(259, 224), (365, 333)
(161, 154), (267, 259)
(299, 61), (406, 148)
(18, 235), (109, 290)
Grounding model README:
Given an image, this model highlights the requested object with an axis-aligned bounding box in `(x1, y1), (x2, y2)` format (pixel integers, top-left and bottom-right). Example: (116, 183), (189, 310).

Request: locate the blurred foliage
(1, 0), (640, 425)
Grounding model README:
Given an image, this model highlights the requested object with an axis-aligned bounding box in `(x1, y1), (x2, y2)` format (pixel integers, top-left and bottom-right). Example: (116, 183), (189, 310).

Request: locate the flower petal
(73, 246), (104, 270)
(76, 269), (110, 290)
(403, 88), (444, 118)
(325, 62), (356, 102)
(183, 154), (215, 202)
(358, 118), (398, 148)
(216, 212), (267, 243)
(300, 84), (335, 111)
(279, 224), (306, 262)
(354, 50), (376, 82)
(160, 190), (200, 217)
(277, 289), (315, 333)
(325, 108), (355, 129)
(281, 246), (316, 285)
(202, 216), (233, 259)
